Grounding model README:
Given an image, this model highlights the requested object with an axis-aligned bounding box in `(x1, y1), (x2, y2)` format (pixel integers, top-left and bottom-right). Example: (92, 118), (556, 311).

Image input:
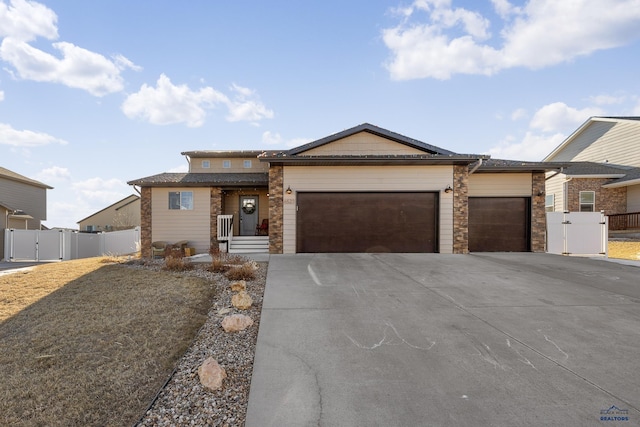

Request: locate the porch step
(229, 236), (269, 253)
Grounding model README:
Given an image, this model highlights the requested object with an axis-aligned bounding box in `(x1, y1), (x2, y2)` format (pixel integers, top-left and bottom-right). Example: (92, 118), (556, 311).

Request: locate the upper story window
(169, 191), (193, 210)
(579, 191), (595, 212)
(202, 160), (210, 168)
(243, 160), (252, 168)
(545, 194), (554, 212)
(222, 160), (231, 168)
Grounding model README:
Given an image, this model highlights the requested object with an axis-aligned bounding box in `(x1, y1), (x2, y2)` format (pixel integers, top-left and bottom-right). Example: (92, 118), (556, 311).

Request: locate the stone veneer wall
(531, 172), (546, 252)
(453, 165), (469, 254)
(269, 165), (284, 253)
(567, 178), (627, 215)
(140, 187), (152, 258)
(210, 188), (223, 251)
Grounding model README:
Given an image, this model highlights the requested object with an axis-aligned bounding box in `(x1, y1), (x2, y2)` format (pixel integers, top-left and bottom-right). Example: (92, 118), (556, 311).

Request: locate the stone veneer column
(531, 172), (546, 252)
(140, 187), (152, 258)
(210, 187), (223, 251)
(453, 165), (469, 254)
(269, 165), (284, 254)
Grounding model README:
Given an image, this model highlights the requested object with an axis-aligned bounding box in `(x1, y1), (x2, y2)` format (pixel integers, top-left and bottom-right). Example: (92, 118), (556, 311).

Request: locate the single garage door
(297, 192), (438, 253)
(469, 197), (530, 252)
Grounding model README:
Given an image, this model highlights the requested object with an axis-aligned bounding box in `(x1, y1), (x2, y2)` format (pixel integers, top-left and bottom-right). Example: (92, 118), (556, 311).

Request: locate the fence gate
(546, 212), (608, 256)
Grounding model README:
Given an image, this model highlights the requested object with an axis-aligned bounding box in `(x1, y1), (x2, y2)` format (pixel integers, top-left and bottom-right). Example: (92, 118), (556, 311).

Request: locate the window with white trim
(243, 159), (252, 168)
(223, 160), (231, 168)
(202, 160), (210, 168)
(579, 191), (595, 212)
(545, 194), (554, 212)
(169, 191), (194, 210)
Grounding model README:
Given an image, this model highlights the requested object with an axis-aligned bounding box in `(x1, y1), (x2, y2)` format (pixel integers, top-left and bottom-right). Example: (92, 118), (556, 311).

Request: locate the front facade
(129, 124), (556, 257)
(0, 166), (52, 260)
(544, 117), (640, 218)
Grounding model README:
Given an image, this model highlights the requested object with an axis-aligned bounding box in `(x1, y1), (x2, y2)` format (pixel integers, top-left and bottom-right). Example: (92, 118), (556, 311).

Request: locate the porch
(608, 211), (640, 231)
(217, 188), (270, 253)
(217, 215), (269, 253)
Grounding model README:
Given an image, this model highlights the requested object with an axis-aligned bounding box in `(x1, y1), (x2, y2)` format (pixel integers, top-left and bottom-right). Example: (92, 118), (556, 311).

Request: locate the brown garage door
(469, 197), (530, 252)
(296, 192), (438, 253)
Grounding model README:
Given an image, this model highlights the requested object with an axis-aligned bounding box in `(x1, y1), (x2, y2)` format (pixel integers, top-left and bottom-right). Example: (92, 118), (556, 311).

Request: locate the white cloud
(383, 0), (640, 80)
(588, 94), (626, 105)
(0, 0), (58, 41)
(0, 0), (138, 96)
(529, 102), (602, 133)
(488, 131), (566, 161)
(510, 108), (527, 121)
(0, 89), (4, 101)
(72, 177), (130, 204)
(0, 122), (67, 147)
(262, 131), (311, 148)
(36, 165), (71, 182)
(122, 74), (273, 127)
(168, 164), (188, 173)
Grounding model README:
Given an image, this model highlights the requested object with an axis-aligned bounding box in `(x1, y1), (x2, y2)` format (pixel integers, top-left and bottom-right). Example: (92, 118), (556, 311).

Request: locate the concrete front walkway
(246, 253), (640, 427)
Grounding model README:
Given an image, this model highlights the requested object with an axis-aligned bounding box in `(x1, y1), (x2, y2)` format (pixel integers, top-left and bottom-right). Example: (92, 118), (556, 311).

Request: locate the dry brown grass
(0, 257), (216, 426)
(608, 241), (640, 260)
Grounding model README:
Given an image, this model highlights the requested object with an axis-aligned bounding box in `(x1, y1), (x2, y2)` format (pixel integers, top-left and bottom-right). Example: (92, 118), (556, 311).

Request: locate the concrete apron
(246, 253), (640, 427)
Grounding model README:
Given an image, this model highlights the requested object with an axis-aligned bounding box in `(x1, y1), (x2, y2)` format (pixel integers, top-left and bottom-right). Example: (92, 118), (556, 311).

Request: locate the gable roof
(543, 116), (640, 162)
(287, 123), (456, 156)
(0, 166), (53, 189)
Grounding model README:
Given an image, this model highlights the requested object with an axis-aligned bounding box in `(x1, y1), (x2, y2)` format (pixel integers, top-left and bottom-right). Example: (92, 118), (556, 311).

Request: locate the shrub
(225, 262), (256, 281)
(163, 255), (192, 272)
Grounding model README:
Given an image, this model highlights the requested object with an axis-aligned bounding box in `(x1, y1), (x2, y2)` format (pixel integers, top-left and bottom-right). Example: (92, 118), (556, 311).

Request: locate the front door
(239, 196), (258, 235)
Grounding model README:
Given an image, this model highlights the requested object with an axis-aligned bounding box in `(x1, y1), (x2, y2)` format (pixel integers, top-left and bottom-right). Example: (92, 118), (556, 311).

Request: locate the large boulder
(221, 314), (254, 332)
(198, 357), (226, 391)
(231, 290), (253, 310)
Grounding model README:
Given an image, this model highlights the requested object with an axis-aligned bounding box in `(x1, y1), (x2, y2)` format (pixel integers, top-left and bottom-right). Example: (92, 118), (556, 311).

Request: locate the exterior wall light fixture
(444, 185), (453, 193)
(286, 186), (292, 195)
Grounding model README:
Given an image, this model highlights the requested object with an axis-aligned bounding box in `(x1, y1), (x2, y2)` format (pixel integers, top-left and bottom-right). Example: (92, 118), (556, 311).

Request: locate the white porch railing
(217, 215), (234, 252)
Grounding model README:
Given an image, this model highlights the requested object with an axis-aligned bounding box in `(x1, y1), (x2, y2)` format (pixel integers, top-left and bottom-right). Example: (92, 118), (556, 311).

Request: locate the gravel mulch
(128, 258), (267, 427)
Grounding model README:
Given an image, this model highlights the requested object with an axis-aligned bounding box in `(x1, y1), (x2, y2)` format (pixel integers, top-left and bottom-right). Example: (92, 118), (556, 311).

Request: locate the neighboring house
(77, 194), (141, 232)
(1, 166), (53, 261)
(129, 123), (561, 257)
(543, 117), (640, 228)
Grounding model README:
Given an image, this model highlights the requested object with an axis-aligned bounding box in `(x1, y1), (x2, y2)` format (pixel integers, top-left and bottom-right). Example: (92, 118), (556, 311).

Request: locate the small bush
(225, 262), (256, 281)
(163, 255), (192, 272)
(210, 258), (229, 273)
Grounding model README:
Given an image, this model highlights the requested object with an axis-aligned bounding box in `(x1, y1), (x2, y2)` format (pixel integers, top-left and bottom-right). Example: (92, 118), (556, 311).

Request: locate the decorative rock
(198, 357), (226, 391)
(231, 291), (253, 310)
(221, 314), (254, 332)
(230, 280), (246, 292)
(217, 307), (232, 316)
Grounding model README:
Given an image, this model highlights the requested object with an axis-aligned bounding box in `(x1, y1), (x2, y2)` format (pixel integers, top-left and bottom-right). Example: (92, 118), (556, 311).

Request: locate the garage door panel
(297, 192), (437, 253)
(469, 197), (530, 252)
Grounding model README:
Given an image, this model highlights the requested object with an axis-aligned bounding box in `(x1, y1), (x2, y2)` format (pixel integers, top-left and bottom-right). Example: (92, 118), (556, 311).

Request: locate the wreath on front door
(242, 202), (256, 214)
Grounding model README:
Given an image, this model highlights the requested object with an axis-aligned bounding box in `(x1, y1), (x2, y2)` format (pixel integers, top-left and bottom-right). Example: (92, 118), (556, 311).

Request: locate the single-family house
(543, 117), (640, 229)
(129, 123), (562, 257)
(1, 166), (53, 260)
(77, 194), (141, 232)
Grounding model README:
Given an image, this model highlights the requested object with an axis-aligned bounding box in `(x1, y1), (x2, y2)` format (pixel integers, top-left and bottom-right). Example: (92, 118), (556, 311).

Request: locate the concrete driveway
(246, 253), (640, 427)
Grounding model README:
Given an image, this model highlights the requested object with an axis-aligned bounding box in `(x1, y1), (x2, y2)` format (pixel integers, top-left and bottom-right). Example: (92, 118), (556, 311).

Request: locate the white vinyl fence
(546, 212), (608, 257)
(3, 227), (140, 262)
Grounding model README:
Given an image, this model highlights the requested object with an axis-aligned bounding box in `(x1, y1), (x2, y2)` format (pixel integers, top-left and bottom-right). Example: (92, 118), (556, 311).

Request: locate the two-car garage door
(296, 192), (438, 253)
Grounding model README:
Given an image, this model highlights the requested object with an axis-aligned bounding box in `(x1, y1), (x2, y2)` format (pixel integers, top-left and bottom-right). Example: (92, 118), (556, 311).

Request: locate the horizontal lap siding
(152, 187), (210, 254)
(571, 122), (640, 167)
(282, 165), (453, 254)
(545, 173), (565, 212)
(468, 173), (532, 197)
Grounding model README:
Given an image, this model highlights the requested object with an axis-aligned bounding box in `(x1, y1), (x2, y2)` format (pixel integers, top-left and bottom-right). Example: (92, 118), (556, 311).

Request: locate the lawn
(0, 257), (217, 426)
(608, 240), (640, 260)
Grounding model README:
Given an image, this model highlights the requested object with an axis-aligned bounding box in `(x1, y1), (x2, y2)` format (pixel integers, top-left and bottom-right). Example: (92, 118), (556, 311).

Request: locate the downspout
(183, 154), (191, 171)
(469, 158), (483, 175)
(132, 185), (142, 196)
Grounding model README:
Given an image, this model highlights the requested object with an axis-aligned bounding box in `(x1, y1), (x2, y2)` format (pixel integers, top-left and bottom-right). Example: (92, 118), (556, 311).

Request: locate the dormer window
(202, 160), (210, 168)
(223, 160), (231, 168)
(244, 160), (252, 168)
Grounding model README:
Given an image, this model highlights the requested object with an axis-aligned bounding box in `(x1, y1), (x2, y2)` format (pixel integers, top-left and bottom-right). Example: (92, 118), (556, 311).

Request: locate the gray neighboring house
(544, 116), (640, 229)
(0, 166), (53, 261)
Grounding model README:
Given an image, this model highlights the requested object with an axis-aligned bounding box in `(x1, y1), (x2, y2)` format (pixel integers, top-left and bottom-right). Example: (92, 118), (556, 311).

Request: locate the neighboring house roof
(0, 202), (33, 219)
(76, 194), (140, 224)
(286, 123), (457, 156)
(0, 166), (53, 189)
(127, 172), (269, 187)
(543, 116), (640, 162)
(475, 159), (567, 173)
(561, 162), (630, 177)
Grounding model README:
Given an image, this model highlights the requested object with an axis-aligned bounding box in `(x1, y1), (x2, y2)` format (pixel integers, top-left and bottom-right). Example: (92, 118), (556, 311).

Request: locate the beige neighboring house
(129, 123), (563, 257)
(77, 194), (141, 232)
(544, 117), (640, 229)
(1, 166), (53, 261)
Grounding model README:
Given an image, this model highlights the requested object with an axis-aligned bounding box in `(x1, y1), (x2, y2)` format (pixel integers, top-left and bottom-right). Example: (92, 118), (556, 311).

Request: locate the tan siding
(468, 173), (532, 197)
(78, 197), (140, 231)
(151, 187), (210, 254)
(300, 132), (425, 156)
(0, 176), (47, 229)
(544, 173), (566, 212)
(627, 184), (640, 212)
(282, 165), (454, 254)
(190, 157), (269, 173)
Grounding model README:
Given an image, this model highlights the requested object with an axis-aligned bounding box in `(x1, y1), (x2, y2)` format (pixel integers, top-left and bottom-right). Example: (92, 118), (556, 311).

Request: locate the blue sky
(2, 0), (640, 229)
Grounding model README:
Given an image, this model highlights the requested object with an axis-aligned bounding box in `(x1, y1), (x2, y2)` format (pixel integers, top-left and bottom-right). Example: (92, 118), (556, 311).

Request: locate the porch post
(140, 187), (152, 258)
(210, 187), (223, 251)
(453, 165), (469, 254)
(269, 165), (284, 254)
